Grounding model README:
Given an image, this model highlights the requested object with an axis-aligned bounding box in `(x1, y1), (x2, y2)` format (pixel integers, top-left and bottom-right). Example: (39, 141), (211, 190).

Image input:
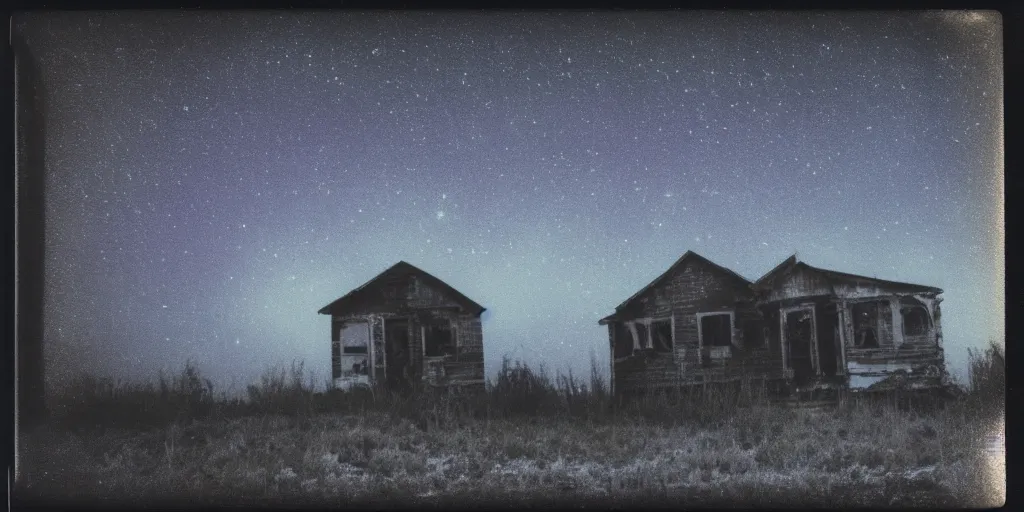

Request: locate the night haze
(16, 10), (1003, 397)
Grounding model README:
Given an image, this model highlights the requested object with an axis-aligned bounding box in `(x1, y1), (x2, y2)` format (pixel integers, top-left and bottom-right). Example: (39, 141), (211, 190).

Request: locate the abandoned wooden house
(318, 261), (486, 392)
(599, 251), (947, 398)
(752, 255), (945, 395)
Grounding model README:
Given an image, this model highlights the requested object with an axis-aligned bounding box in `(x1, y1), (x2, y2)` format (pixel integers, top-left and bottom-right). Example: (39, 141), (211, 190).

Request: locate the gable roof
(752, 254), (799, 289)
(753, 255), (943, 295)
(598, 251), (752, 324)
(317, 261), (486, 317)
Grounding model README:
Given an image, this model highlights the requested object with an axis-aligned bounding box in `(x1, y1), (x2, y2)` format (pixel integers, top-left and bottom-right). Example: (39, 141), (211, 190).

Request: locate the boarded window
(852, 302), (879, 348)
(700, 313), (733, 348)
(613, 322), (634, 358)
(902, 306), (929, 336)
(651, 319), (673, 353)
(341, 323), (369, 354)
(424, 319), (456, 357)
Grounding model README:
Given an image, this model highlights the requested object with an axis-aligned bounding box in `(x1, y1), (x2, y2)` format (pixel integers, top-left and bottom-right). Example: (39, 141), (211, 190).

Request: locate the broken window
(651, 319), (673, 353)
(902, 306), (929, 336)
(341, 323), (369, 354)
(852, 302), (879, 348)
(699, 313), (733, 348)
(423, 319), (456, 357)
(613, 322), (634, 358)
(338, 322), (370, 377)
(633, 322), (650, 350)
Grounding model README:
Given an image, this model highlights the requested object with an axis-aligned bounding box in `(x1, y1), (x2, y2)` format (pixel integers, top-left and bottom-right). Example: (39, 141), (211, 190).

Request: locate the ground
(14, 404), (1004, 509)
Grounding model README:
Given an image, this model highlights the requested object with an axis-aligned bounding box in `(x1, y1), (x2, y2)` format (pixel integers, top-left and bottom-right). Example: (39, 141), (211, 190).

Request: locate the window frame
(422, 318), (458, 358)
(696, 311), (735, 357)
(851, 300), (883, 348)
(622, 316), (675, 355)
(339, 321), (371, 355)
(901, 305), (930, 336)
(613, 321), (636, 359)
(649, 317), (674, 353)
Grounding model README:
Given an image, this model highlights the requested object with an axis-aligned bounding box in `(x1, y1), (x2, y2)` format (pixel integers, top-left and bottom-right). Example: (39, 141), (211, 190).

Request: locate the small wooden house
(318, 261), (486, 392)
(599, 251), (947, 398)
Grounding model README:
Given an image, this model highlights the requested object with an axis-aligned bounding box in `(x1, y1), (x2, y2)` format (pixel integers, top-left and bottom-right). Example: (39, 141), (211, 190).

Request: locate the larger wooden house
(318, 261), (486, 392)
(599, 251), (946, 398)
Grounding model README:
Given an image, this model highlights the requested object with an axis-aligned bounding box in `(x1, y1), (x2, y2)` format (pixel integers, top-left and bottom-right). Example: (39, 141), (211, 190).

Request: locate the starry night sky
(17, 10), (1003, 394)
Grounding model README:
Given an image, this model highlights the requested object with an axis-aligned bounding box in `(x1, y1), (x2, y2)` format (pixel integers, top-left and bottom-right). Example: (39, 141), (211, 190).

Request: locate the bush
(487, 357), (561, 417)
(245, 361), (319, 417)
(966, 340), (1004, 414)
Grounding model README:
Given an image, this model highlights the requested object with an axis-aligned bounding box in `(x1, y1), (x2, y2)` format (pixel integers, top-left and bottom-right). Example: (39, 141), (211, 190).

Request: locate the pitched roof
(317, 261), (486, 317)
(753, 255), (943, 295)
(752, 254), (799, 288)
(598, 251), (752, 324)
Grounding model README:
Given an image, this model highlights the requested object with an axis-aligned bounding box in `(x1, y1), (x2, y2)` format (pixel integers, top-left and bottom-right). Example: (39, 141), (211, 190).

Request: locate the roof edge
(752, 254), (798, 288)
(802, 262), (943, 294)
(318, 261), (487, 317)
(611, 250), (752, 312)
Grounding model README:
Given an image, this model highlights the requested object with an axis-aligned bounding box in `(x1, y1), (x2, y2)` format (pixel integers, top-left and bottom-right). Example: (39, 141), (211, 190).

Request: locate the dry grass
(15, 351), (1005, 508)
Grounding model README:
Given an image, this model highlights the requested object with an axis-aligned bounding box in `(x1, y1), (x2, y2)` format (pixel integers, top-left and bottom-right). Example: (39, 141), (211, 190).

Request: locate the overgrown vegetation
(967, 339), (1005, 414)
(19, 347), (1004, 507)
(45, 355), (783, 432)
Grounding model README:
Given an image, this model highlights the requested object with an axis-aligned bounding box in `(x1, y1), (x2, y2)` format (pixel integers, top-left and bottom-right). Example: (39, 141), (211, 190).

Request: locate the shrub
(487, 357), (563, 418)
(245, 361), (318, 418)
(966, 340), (1004, 415)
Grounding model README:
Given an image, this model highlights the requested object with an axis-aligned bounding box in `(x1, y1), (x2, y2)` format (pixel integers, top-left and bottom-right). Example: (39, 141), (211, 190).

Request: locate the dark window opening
(634, 322), (650, 350)
(700, 313), (733, 347)
(613, 323), (634, 358)
(852, 302), (879, 348)
(424, 320), (456, 357)
(902, 306), (929, 336)
(651, 319), (672, 353)
(341, 323), (369, 354)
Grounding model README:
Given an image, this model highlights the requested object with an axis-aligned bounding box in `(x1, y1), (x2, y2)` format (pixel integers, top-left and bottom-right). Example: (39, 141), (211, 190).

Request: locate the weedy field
(15, 342), (1005, 509)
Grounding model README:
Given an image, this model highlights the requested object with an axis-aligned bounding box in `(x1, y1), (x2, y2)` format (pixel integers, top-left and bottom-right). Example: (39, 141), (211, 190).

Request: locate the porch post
(811, 304), (821, 376)
(779, 307), (788, 375)
(608, 323), (616, 398)
(837, 300), (849, 375)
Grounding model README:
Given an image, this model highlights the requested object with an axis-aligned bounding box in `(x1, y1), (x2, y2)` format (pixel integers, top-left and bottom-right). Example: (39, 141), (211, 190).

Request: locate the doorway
(384, 318), (413, 392)
(817, 303), (840, 378)
(784, 308), (816, 386)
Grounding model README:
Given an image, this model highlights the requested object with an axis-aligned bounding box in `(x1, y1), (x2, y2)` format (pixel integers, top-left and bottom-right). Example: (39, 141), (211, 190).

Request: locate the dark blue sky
(19, 11), (1002, 394)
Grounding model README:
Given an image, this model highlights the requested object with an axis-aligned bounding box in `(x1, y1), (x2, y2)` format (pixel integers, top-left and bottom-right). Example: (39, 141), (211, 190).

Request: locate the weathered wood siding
(422, 311), (485, 388)
(611, 258), (784, 396)
(761, 267), (834, 303)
